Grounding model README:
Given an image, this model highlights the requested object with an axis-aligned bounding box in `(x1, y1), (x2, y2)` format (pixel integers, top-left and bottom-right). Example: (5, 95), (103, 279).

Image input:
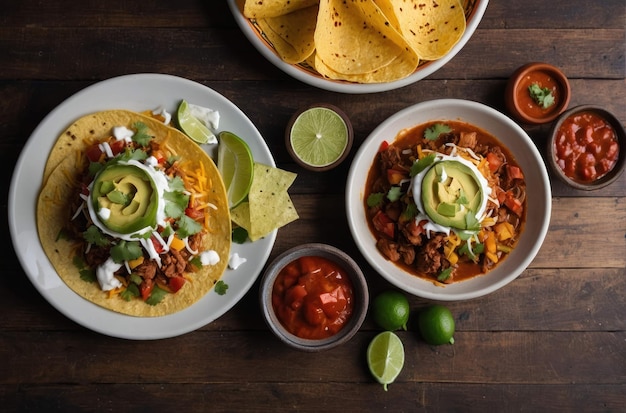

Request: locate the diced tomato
(504, 191), (523, 217)
(372, 210), (395, 239)
(285, 284), (308, 310)
(387, 169), (408, 185)
(85, 143), (104, 163)
(168, 276), (186, 293)
(304, 302), (325, 326)
(185, 206), (204, 221)
(139, 280), (154, 301)
(319, 287), (347, 320)
(486, 152), (503, 173)
(109, 139), (126, 155)
(150, 236), (164, 254)
(506, 165), (524, 180)
(378, 140), (389, 152)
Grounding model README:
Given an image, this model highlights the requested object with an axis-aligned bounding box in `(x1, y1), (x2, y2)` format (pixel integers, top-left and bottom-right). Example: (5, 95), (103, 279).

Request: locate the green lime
(367, 331), (405, 391)
(176, 100), (215, 144)
(217, 131), (254, 208)
(287, 105), (352, 170)
(417, 304), (456, 345)
(371, 290), (410, 331)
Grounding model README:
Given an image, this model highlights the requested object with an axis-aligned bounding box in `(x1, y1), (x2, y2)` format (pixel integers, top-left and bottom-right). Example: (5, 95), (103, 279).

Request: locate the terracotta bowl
(547, 105), (625, 190)
(259, 243), (369, 352)
(505, 62), (571, 125)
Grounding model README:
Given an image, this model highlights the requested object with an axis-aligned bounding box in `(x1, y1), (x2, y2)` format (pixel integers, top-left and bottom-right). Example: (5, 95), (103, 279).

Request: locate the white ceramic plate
(227, 0), (489, 94)
(346, 99), (551, 301)
(9, 74), (276, 339)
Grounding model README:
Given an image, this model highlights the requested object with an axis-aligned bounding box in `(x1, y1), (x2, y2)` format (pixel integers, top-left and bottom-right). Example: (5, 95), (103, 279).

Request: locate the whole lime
(417, 304), (455, 345)
(371, 290), (410, 331)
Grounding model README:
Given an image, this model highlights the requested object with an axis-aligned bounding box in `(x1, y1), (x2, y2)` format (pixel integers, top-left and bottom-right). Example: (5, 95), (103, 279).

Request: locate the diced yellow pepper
(170, 236), (185, 251)
(128, 256), (144, 269)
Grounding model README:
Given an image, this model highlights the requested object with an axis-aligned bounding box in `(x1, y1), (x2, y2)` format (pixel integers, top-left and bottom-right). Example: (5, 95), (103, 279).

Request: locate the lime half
(217, 131), (254, 208)
(176, 100), (216, 144)
(367, 331), (405, 391)
(287, 105), (352, 171)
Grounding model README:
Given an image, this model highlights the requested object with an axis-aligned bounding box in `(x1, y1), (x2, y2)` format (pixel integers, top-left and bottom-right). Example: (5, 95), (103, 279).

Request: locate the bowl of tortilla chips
(228, 0), (488, 93)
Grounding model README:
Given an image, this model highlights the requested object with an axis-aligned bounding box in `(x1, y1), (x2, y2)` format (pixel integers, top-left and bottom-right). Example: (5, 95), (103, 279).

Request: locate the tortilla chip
(37, 110), (231, 317)
(243, 0), (319, 18)
(377, 0), (466, 61)
(231, 163), (299, 241)
(257, 5), (318, 64)
(314, 0), (419, 81)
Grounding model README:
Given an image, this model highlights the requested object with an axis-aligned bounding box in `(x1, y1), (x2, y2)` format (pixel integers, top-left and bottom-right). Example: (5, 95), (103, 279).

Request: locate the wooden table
(2, 1), (624, 411)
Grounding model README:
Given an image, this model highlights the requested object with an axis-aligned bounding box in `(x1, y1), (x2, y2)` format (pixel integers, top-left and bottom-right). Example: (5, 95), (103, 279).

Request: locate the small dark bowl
(259, 243), (369, 352)
(505, 62), (571, 125)
(285, 104), (354, 172)
(547, 105), (625, 190)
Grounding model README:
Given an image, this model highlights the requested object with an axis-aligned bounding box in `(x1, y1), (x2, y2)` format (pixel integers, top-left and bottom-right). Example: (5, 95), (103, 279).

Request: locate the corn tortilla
(37, 110), (231, 317)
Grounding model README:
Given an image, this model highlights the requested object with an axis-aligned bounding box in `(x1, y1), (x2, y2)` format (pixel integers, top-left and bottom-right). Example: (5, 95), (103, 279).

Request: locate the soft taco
(37, 109), (231, 317)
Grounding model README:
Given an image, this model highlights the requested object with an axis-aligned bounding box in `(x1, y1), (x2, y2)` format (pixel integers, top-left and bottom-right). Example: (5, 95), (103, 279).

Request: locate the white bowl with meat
(346, 99), (551, 301)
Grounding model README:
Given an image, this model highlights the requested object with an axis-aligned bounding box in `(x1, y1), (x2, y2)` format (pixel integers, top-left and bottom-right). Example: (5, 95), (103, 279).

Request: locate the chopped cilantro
(464, 211), (481, 232)
(424, 123), (452, 141)
(79, 268), (96, 283)
(131, 122), (153, 146)
(528, 83), (555, 109)
(401, 203), (418, 220)
(176, 215), (202, 238)
(367, 192), (385, 208)
(120, 283), (140, 301)
(145, 284), (168, 305)
(410, 153), (436, 177)
(214, 280), (229, 295)
(168, 176), (186, 192)
(387, 186), (403, 202)
(83, 225), (110, 247)
(437, 268), (453, 282)
(110, 240), (143, 263)
(164, 190), (189, 219)
(232, 226), (248, 244)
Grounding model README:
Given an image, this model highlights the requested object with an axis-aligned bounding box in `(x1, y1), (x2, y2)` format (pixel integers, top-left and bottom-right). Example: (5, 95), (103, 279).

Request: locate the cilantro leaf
(120, 283), (140, 301)
(131, 122), (153, 146)
(232, 227), (248, 244)
(528, 83), (555, 109)
(214, 280), (229, 295)
(145, 284), (168, 305)
(424, 123), (452, 141)
(110, 240), (143, 263)
(79, 268), (97, 283)
(366, 192), (385, 208)
(83, 225), (110, 247)
(410, 153), (436, 177)
(401, 203), (418, 220)
(387, 186), (403, 202)
(164, 190), (189, 219)
(176, 215), (202, 238)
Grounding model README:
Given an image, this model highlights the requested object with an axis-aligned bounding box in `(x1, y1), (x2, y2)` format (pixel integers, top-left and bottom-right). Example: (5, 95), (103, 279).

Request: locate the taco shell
(37, 110), (231, 317)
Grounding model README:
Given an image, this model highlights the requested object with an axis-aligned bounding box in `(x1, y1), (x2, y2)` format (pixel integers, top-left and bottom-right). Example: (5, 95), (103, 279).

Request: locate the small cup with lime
(285, 104), (353, 172)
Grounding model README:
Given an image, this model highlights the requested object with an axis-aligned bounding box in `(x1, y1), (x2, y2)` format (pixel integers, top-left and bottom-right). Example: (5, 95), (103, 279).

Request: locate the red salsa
(516, 69), (562, 119)
(272, 256), (354, 340)
(553, 111), (620, 182)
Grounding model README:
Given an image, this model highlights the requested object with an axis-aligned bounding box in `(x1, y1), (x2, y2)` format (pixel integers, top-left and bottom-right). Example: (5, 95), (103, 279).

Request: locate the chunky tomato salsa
(365, 121), (527, 284)
(272, 256), (354, 339)
(553, 110), (620, 183)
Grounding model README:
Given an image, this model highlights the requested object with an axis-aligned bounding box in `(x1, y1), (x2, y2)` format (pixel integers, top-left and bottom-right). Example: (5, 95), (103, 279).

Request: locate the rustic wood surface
(1, 1), (624, 412)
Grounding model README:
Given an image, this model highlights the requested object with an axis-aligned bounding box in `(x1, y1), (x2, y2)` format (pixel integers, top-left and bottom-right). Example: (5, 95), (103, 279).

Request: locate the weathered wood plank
(1, 383), (624, 412)
(0, 330), (623, 385)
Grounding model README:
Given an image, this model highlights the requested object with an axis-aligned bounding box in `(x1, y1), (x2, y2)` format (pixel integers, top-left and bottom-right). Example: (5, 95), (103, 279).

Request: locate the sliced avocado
(91, 164), (158, 234)
(421, 160), (483, 229)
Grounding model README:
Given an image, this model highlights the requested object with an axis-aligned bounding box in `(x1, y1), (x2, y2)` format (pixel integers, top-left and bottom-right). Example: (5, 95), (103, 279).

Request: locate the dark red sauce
(272, 256), (354, 340)
(554, 111), (620, 182)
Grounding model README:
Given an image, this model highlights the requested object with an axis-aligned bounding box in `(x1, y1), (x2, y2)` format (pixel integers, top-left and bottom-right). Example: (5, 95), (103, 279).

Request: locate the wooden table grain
(1, 1), (624, 411)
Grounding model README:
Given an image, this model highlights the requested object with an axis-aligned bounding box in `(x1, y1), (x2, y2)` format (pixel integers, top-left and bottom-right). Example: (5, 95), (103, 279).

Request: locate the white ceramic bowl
(346, 99), (551, 301)
(227, 0), (489, 94)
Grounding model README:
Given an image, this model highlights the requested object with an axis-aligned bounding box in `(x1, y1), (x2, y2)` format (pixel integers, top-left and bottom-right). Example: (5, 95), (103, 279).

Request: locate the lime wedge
(287, 105), (352, 169)
(176, 100), (216, 144)
(217, 131), (254, 208)
(367, 331), (405, 391)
